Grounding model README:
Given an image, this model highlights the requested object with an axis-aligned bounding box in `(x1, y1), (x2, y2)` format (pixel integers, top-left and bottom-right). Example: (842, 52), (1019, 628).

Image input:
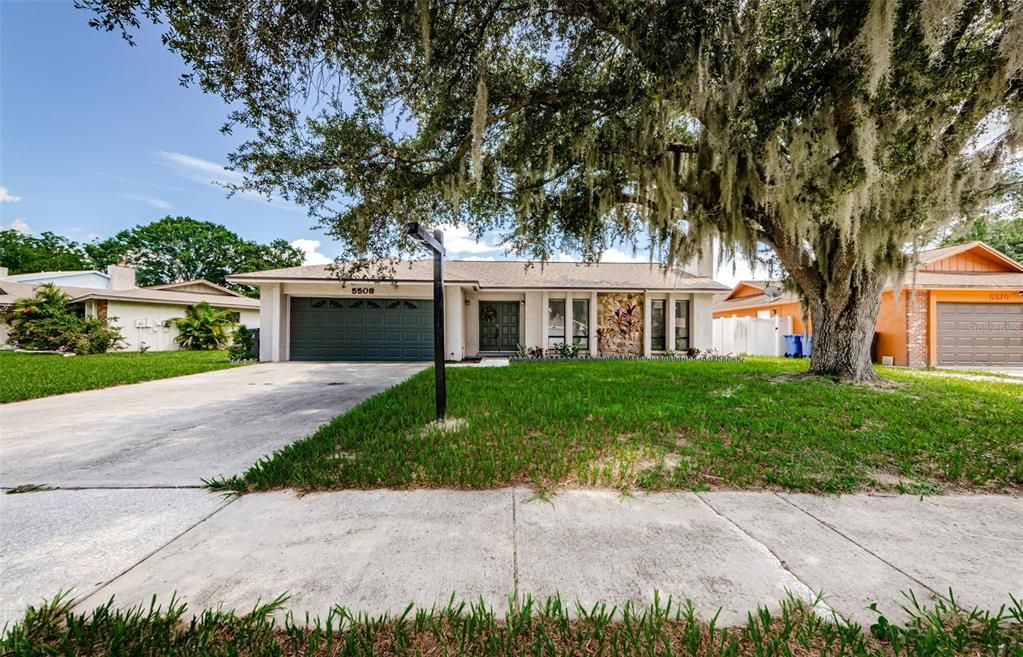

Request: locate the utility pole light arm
(407, 222), (446, 256)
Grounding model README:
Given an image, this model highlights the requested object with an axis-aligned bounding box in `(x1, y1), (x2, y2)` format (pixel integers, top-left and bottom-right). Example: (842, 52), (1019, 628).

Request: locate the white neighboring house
(227, 259), (729, 363)
(0, 265), (259, 351)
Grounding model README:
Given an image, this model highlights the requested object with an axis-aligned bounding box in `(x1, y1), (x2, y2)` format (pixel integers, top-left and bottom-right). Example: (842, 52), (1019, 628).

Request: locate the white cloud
(436, 224), (500, 255)
(2, 218), (32, 234)
(460, 255), (497, 261)
(123, 193), (173, 210)
(715, 255), (758, 287)
(291, 239), (333, 265)
(157, 151), (303, 211)
(599, 247), (650, 263)
(0, 186), (21, 203)
(158, 151), (245, 186)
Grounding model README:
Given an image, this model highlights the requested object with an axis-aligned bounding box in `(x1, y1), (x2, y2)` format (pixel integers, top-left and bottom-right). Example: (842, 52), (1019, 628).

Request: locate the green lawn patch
(0, 350), (247, 403)
(3, 593), (1020, 657)
(213, 358), (1023, 494)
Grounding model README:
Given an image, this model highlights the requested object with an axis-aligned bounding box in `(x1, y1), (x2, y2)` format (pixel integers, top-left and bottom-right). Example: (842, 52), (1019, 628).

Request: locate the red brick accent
(96, 300), (108, 320)
(906, 290), (929, 367)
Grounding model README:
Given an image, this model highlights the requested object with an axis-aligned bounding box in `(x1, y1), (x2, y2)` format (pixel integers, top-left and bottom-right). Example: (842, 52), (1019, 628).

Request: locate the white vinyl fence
(713, 315), (793, 357)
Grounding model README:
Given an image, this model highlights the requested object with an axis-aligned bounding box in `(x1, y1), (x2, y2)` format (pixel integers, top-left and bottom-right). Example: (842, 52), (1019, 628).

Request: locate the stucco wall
(254, 280), (721, 362)
(690, 293), (715, 351)
(15, 271), (110, 289)
(874, 290), (908, 365)
(105, 301), (258, 352)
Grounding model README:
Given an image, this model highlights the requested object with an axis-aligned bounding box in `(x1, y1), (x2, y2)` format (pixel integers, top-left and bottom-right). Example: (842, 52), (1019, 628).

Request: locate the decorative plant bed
(509, 354), (744, 363)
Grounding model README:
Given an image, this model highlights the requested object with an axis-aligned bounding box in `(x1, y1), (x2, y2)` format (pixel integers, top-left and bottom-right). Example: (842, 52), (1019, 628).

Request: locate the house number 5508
(352, 287), (375, 295)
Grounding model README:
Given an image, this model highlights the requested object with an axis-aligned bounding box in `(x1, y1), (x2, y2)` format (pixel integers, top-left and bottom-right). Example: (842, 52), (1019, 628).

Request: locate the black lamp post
(407, 223), (446, 421)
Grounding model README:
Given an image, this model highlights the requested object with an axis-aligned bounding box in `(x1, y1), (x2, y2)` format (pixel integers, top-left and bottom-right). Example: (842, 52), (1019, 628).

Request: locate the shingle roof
(908, 271), (1023, 288)
(228, 260), (729, 292)
(70, 287), (259, 308)
(714, 289), (800, 312)
(915, 241), (1023, 271)
(146, 279), (250, 298)
(0, 278), (258, 309)
(5, 270), (109, 281)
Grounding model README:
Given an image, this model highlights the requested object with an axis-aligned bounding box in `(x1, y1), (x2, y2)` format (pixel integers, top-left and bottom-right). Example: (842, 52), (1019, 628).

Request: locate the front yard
(214, 358), (1023, 495)
(0, 350), (247, 403)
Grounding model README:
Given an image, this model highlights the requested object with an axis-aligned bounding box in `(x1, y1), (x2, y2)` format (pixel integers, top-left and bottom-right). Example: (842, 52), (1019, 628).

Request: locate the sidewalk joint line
(71, 493), (240, 612)
(511, 489), (519, 595)
(695, 493), (838, 619)
(774, 493), (943, 601)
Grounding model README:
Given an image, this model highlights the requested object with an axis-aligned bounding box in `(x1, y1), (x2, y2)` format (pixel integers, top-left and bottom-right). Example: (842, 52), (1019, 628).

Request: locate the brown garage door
(936, 302), (1023, 366)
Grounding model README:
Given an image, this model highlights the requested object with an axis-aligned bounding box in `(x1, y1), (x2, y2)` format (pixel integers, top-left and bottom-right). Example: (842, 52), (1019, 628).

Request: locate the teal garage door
(289, 297), (434, 361)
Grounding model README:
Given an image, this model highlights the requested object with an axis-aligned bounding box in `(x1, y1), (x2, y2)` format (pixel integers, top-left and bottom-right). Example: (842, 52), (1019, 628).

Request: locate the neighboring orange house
(713, 241), (1023, 367)
(712, 280), (809, 332)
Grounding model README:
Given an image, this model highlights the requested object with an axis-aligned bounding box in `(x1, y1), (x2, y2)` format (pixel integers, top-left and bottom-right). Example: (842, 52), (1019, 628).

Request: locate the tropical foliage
(172, 302), (237, 350)
(2, 283), (123, 354)
(81, 0), (1023, 380)
(227, 324), (257, 361)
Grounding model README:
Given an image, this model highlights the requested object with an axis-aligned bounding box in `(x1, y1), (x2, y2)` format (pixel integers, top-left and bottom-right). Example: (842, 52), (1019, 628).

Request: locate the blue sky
(0, 1), (751, 282)
(0, 0), (339, 262)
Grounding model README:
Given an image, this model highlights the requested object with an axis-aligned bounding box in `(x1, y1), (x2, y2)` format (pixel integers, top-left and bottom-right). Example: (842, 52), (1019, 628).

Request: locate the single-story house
(712, 241), (1023, 367)
(226, 260), (729, 362)
(0, 265), (260, 351)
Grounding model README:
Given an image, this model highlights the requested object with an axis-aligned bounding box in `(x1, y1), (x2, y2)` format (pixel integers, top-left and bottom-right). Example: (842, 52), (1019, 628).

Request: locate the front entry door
(479, 301), (520, 352)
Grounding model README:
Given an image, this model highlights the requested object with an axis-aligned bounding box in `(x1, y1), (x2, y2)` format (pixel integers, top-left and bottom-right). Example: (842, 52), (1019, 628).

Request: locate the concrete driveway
(0, 361), (426, 488)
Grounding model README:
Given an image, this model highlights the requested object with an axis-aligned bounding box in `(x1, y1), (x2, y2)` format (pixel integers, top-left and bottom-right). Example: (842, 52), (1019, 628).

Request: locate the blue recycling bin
(802, 334), (812, 357)
(783, 334), (802, 358)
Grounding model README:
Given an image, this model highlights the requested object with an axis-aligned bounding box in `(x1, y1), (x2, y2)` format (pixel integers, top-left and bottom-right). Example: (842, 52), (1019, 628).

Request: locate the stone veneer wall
(906, 290), (929, 367)
(597, 292), (644, 356)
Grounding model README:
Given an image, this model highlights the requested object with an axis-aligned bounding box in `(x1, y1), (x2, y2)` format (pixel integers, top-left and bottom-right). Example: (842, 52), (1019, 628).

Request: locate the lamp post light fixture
(407, 223), (446, 421)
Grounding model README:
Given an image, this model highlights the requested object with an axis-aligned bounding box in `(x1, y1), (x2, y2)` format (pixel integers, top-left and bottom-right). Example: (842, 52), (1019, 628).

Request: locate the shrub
(228, 325), (257, 360)
(2, 283), (123, 354)
(557, 341), (580, 358)
(173, 302), (236, 350)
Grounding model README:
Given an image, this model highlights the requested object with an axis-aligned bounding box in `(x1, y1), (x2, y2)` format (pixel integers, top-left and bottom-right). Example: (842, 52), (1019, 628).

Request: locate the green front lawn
(0, 350), (247, 403)
(213, 358), (1023, 495)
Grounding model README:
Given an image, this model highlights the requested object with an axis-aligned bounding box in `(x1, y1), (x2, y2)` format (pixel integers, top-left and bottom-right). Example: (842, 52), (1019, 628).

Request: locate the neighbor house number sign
(351, 287), (375, 295)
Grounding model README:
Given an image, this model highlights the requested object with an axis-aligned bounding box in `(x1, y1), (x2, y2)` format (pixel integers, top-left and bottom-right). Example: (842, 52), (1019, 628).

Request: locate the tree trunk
(803, 273), (886, 383)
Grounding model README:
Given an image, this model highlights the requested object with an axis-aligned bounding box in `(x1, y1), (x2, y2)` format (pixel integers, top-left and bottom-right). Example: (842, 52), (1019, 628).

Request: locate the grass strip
(3, 592), (1020, 657)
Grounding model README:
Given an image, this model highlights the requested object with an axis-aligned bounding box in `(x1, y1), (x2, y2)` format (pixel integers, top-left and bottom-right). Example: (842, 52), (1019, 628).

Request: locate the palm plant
(173, 302), (236, 350)
(7, 283), (69, 326)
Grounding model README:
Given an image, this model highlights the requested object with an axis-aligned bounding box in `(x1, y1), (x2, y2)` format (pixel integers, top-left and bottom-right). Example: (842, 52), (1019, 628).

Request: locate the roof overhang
(70, 292), (258, 309)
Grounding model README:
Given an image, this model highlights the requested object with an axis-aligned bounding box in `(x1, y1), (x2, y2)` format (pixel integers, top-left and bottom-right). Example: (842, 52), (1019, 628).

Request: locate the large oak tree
(81, 0), (1022, 380)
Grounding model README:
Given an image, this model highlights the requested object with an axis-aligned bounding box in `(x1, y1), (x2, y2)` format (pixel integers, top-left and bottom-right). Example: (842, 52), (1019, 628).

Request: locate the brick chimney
(107, 263), (137, 289)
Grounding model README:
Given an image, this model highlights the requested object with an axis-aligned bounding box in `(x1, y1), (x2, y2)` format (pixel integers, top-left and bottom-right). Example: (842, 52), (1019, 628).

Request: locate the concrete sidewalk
(3, 489), (1019, 629)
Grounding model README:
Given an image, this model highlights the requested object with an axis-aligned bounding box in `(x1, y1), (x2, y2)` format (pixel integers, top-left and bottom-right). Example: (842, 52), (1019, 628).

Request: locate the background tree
(85, 216), (304, 295)
(941, 214), (1023, 262)
(940, 178), (1023, 261)
(0, 230), (91, 274)
(81, 0), (1023, 381)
